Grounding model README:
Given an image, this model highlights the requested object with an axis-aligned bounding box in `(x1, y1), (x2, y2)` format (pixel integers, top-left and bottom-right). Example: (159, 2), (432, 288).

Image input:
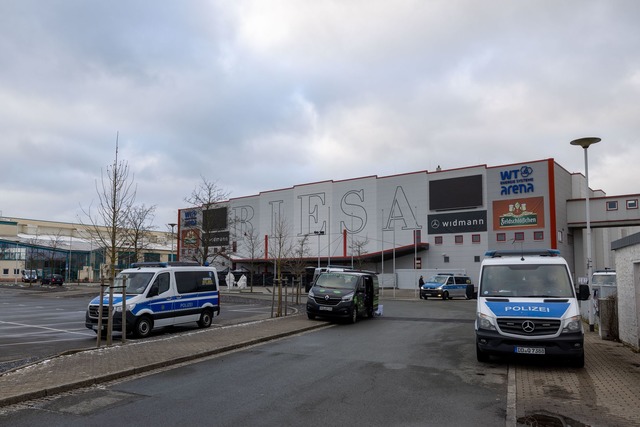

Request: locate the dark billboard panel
(203, 207), (228, 230)
(429, 175), (483, 211)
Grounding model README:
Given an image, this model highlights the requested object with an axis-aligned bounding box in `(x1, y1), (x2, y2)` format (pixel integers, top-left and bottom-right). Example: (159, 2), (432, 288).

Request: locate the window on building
(533, 231), (544, 241)
(497, 233), (506, 242)
(2, 269), (8, 275)
(144, 252), (161, 262)
(606, 200), (618, 211)
(627, 199), (638, 210)
(443, 256), (450, 263)
(472, 234), (480, 243)
(455, 235), (463, 244)
(514, 232), (524, 241)
(474, 255), (481, 262)
(434, 236), (443, 245)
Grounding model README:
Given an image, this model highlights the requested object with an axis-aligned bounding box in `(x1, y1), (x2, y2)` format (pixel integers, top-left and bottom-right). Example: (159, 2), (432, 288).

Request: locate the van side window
(175, 271), (218, 294)
(155, 272), (170, 295)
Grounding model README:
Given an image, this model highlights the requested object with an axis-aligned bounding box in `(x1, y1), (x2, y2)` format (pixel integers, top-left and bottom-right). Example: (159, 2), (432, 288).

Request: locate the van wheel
(198, 309), (213, 328)
(134, 316), (153, 339)
(442, 291), (449, 300)
(476, 344), (490, 363)
(307, 312), (316, 320)
(350, 306), (358, 324)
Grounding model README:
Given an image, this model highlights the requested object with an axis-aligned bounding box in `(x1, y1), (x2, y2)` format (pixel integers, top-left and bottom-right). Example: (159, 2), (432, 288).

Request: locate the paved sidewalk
(516, 330), (640, 426)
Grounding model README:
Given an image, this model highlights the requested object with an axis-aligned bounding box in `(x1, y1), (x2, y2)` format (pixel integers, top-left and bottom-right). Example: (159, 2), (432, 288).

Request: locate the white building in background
(0, 218), (174, 283)
(177, 158), (640, 288)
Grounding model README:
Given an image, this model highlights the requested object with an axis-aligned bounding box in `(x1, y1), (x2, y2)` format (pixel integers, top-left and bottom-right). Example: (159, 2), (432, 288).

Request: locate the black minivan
(306, 270), (379, 324)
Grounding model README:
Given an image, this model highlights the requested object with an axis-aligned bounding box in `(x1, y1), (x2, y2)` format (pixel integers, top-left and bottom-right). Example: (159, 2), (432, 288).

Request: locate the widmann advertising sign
(427, 210), (487, 234)
(493, 196), (545, 230)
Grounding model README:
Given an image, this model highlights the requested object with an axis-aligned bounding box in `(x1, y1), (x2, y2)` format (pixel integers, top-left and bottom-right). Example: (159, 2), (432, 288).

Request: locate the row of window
(433, 231), (545, 245)
(606, 199), (638, 211)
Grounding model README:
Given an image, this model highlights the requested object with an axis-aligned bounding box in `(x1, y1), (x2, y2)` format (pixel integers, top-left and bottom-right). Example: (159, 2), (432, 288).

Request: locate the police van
(85, 262), (220, 338)
(419, 273), (475, 300)
(475, 249), (589, 367)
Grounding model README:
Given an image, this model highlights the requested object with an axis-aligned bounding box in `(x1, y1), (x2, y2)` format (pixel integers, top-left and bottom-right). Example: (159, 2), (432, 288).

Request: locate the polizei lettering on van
(486, 302), (570, 318)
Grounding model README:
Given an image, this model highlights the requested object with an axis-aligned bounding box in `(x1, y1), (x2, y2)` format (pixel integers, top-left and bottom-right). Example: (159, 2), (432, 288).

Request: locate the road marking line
(0, 320), (92, 336)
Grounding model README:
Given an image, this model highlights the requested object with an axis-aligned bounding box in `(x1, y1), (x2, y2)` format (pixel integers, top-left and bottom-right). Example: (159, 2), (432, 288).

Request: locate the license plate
(319, 306), (333, 311)
(515, 347), (545, 355)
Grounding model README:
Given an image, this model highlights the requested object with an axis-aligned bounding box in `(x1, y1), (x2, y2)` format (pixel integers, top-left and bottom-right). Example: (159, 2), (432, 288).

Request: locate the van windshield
(592, 274), (616, 285)
(115, 272), (155, 294)
(428, 275), (449, 284)
(315, 273), (358, 291)
(480, 264), (574, 298)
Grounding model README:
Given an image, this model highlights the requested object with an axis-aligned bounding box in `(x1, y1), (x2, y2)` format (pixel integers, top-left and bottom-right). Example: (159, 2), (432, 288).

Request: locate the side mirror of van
(577, 284), (590, 301)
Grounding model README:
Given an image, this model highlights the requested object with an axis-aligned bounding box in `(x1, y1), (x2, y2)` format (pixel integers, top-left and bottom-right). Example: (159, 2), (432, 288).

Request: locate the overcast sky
(2, 1), (639, 230)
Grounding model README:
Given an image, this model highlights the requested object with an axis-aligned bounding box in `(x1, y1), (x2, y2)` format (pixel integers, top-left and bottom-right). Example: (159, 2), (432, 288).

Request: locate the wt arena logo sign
(499, 165), (535, 196)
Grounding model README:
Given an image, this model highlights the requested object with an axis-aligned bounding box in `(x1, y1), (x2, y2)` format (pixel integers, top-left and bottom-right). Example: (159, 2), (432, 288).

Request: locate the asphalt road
(0, 299), (508, 426)
(0, 286), (276, 372)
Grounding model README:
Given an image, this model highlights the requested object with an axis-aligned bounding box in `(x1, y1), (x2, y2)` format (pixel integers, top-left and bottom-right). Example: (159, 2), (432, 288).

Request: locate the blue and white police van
(419, 273), (474, 300)
(475, 249), (590, 367)
(85, 262), (220, 338)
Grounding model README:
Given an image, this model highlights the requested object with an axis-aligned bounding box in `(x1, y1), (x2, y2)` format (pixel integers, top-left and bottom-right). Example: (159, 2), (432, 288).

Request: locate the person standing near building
(418, 275), (424, 288)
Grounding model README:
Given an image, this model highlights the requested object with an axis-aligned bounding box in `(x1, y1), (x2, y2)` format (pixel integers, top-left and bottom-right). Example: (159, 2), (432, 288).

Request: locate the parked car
(21, 269), (38, 283)
(42, 274), (64, 286)
(420, 274), (475, 300)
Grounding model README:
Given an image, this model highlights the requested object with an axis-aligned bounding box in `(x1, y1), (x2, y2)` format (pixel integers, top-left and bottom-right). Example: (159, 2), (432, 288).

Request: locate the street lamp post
(571, 137), (600, 332)
(168, 223), (177, 262)
(14, 241), (19, 285)
(313, 230), (325, 268)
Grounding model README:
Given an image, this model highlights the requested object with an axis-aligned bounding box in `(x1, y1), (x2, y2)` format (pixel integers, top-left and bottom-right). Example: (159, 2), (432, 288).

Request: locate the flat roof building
(177, 158), (640, 288)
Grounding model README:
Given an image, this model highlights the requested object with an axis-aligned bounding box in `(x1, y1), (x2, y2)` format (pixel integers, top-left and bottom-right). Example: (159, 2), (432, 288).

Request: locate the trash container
(598, 298), (617, 340)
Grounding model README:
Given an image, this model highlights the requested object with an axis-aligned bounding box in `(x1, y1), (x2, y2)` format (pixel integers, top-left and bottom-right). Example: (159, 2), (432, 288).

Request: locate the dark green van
(306, 270), (379, 323)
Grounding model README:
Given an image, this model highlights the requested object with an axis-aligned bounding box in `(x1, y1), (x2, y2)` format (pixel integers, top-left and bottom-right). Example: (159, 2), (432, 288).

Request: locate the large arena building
(177, 158), (640, 289)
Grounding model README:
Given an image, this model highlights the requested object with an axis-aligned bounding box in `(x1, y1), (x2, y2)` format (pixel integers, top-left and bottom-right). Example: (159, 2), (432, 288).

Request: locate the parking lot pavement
(2, 284), (640, 426)
(0, 313), (328, 407)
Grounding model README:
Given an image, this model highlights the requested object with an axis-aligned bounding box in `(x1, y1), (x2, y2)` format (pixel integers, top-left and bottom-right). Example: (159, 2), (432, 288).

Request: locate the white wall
(615, 245), (640, 350)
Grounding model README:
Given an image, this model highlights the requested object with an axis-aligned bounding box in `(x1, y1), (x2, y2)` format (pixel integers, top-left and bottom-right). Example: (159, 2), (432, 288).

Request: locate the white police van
(419, 273), (474, 300)
(475, 249), (589, 367)
(85, 262), (220, 338)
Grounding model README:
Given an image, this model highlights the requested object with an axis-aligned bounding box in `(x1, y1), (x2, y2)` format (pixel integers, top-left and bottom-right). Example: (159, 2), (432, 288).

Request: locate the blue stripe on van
(486, 302), (570, 318)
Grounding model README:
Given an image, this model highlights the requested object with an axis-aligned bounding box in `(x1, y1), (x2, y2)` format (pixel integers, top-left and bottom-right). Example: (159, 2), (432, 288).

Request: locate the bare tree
(80, 136), (136, 280)
(285, 234), (311, 304)
(43, 230), (67, 282)
(242, 226), (263, 292)
(124, 204), (157, 264)
(268, 215), (294, 317)
(183, 175), (231, 265)
(25, 232), (43, 287)
(350, 235), (370, 271)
